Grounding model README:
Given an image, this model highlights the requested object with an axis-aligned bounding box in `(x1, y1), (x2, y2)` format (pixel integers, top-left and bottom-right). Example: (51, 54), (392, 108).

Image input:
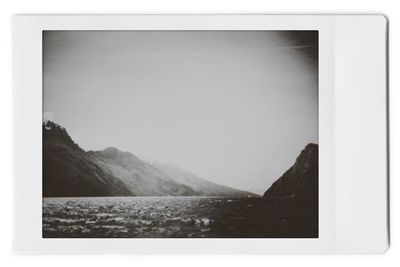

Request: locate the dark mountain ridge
(261, 143), (318, 237)
(263, 143), (318, 199)
(43, 121), (131, 197)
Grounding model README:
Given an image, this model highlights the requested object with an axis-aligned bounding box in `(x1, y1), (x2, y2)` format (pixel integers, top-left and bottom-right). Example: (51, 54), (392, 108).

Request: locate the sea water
(43, 196), (317, 238)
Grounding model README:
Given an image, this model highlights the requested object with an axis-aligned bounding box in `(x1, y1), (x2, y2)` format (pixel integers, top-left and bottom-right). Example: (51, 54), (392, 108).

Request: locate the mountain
(43, 121), (254, 197)
(152, 162), (257, 197)
(86, 148), (196, 196)
(43, 121), (131, 197)
(263, 143), (318, 199)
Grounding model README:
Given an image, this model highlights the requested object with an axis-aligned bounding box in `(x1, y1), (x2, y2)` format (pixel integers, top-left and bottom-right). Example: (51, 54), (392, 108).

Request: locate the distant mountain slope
(153, 162), (258, 197)
(43, 121), (254, 197)
(263, 143), (318, 199)
(87, 148), (196, 196)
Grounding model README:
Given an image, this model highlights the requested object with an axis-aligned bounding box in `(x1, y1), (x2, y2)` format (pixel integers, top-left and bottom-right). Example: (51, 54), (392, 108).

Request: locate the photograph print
(42, 31), (319, 238)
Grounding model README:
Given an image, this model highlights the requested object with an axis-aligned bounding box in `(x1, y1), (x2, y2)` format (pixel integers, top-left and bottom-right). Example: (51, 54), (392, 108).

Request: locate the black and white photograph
(42, 30), (319, 238)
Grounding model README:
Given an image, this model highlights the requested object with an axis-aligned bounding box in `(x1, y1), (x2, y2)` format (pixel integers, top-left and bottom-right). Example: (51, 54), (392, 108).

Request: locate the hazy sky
(43, 31), (318, 194)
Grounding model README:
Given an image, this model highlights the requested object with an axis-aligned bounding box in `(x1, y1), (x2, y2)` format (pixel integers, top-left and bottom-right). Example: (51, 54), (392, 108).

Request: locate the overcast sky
(43, 31), (318, 194)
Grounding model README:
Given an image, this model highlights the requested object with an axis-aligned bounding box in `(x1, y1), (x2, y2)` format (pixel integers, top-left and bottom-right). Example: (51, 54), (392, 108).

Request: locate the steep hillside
(263, 143), (318, 199)
(43, 121), (131, 197)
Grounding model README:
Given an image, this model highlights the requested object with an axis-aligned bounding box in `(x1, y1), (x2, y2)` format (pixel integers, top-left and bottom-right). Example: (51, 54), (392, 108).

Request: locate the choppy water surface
(43, 197), (317, 238)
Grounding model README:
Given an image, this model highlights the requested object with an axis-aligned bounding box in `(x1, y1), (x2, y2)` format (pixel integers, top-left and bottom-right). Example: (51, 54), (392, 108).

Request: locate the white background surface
(0, 0), (397, 265)
(13, 14), (338, 254)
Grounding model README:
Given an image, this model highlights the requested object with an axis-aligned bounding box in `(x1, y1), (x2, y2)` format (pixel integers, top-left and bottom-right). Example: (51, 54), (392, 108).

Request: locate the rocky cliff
(263, 143), (318, 200)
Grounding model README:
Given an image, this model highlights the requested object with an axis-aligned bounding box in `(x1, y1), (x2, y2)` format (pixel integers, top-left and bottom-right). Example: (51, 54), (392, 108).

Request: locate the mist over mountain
(87, 147), (197, 196)
(153, 162), (257, 197)
(43, 121), (256, 197)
